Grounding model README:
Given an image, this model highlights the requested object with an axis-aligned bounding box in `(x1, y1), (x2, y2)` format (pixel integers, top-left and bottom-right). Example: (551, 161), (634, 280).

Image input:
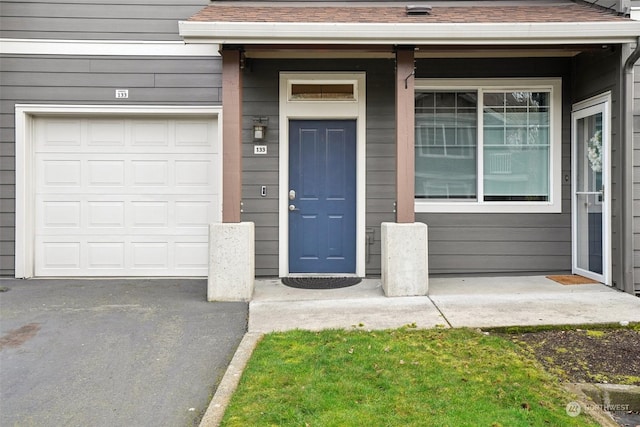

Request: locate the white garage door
(33, 116), (221, 277)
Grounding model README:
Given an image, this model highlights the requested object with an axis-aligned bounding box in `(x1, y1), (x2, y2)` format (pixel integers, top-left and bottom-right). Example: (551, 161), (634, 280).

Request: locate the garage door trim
(15, 104), (223, 278)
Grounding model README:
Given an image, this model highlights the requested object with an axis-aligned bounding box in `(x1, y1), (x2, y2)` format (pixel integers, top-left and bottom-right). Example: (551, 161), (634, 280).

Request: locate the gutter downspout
(622, 37), (640, 294)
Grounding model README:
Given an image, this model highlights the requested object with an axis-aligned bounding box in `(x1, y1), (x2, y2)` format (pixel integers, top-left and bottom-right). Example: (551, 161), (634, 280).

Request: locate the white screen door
(571, 95), (610, 284)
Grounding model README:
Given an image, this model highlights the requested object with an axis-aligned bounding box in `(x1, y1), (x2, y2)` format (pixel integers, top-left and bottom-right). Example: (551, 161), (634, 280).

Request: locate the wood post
(221, 48), (243, 223)
(395, 48), (416, 223)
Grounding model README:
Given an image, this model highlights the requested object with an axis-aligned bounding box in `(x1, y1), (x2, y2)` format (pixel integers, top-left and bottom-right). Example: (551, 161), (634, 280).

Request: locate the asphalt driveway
(0, 278), (248, 427)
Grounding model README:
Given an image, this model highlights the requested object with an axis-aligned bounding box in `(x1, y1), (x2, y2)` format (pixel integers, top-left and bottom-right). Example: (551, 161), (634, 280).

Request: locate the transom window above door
(287, 80), (358, 101)
(414, 79), (562, 213)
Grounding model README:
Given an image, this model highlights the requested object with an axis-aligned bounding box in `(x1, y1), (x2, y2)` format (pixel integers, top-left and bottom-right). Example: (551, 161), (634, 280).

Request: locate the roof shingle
(188, 2), (629, 24)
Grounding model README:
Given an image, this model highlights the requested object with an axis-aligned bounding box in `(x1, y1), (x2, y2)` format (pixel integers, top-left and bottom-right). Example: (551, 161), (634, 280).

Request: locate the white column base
(381, 222), (429, 297)
(208, 222), (255, 301)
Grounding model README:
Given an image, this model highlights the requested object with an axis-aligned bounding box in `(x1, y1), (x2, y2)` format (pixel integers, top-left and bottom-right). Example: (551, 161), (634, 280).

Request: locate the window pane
(483, 91), (550, 201)
(415, 91), (477, 199)
(483, 93), (504, 106)
(484, 108), (504, 126)
(415, 92), (434, 108)
(505, 91), (529, 106)
(290, 83), (354, 100)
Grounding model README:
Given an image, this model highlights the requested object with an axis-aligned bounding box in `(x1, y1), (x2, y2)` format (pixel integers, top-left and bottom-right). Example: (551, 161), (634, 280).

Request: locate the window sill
(414, 200), (562, 214)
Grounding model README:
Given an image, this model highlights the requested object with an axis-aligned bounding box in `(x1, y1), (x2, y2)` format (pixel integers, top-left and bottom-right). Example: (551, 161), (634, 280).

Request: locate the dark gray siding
(572, 47), (624, 290)
(242, 57), (574, 277)
(0, 54), (221, 276)
(414, 57), (573, 275)
(0, 0), (209, 41)
(240, 59), (397, 276)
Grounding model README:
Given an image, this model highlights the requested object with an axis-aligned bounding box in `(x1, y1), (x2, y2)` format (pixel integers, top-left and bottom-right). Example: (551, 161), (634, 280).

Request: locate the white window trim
(14, 104), (223, 278)
(414, 78), (562, 214)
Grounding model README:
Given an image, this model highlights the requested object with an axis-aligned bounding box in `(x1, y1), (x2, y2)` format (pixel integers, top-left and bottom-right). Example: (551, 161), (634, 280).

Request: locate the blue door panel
(326, 132), (347, 199)
(327, 215), (345, 258)
(300, 130), (319, 198)
(301, 214), (319, 258)
(289, 120), (356, 274)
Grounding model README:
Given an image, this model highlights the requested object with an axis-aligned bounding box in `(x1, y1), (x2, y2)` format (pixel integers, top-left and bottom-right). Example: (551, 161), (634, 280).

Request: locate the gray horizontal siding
(0, 53), (222, 277)
(241, 58), (399, 276)
(242, 57), (576, 277)
(414, 57), (573, 276)
(0, 0), (209, 41)
(2, 57), (220, 75)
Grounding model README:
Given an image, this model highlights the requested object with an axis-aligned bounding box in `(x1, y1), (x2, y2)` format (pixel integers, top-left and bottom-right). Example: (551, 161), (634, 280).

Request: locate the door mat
(281, 277), (362, 290)
(546, 275), (601, 285)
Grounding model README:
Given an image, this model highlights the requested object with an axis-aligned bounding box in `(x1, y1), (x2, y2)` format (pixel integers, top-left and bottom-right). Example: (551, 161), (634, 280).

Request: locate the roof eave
(179, 21), (640, 45)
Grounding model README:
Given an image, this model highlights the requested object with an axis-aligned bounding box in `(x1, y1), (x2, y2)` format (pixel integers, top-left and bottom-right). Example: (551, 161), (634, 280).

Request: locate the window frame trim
(414, 78), (562, 214)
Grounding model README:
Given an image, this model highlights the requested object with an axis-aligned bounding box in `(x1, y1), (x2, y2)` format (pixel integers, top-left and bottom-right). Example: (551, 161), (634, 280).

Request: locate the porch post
(222, 47), (243, 223)
(381, 47), (428, 297)
(208, 47), (254, 301)
(395, 47), (416, 223)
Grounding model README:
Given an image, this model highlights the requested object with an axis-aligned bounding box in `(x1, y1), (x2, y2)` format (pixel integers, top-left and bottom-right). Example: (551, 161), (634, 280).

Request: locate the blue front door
(289, 120), (357, 273)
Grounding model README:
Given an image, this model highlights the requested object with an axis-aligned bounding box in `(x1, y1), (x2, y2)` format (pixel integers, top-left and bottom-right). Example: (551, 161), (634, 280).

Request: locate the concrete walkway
(249, 276), (640, 332)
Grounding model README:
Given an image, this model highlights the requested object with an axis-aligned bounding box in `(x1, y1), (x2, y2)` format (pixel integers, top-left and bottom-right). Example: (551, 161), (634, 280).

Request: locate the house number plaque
(254, 145), (267, 155)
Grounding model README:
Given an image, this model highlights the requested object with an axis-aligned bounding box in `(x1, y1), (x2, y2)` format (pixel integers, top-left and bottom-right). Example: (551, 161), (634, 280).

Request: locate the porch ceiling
(179, 1), (640, 46)
(237, 44), (597, 59)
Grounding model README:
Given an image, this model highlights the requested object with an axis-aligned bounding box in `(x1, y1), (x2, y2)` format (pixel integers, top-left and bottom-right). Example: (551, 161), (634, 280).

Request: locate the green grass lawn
(220, 328), (598, 426)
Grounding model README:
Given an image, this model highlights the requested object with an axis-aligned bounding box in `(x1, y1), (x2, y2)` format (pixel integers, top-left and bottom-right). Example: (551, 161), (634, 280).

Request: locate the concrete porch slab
(249, 279), (447, 332)
(428, 276), (640, 328)
(250, 276), (640, 332)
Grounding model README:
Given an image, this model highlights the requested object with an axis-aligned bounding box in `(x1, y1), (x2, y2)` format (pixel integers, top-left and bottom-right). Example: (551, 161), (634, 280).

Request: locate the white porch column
(208, 222), (255, 301)
(381, 222), (428, 296)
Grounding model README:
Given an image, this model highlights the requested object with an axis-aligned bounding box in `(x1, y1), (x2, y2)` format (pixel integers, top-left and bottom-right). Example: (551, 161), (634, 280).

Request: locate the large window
(414, 79), (562, 213)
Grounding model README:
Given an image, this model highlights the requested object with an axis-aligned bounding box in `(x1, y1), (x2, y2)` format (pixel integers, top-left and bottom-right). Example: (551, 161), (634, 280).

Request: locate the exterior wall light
(253, 117), (268, 141)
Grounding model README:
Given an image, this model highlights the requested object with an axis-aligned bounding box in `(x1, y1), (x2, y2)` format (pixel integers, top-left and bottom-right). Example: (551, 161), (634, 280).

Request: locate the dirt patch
(506, 327), (640, 386)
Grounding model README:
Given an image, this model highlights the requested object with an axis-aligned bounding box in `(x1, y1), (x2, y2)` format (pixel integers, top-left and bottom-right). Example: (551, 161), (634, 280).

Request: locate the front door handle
(289, 204), (299, 212)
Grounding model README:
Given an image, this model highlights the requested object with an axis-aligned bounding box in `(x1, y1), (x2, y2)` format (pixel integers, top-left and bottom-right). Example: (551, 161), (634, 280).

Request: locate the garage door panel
(175, 160), (213, 186)
(37, 195), (216, 235)
(36, 118), (218, 154)
(175, 121), (216, 147)
(132, 160), (169, 186)
(132, 201), (169, 228)
(175, 201), (212, 228)
(88, 242), (125, 270)
(175, 242), (209, 269)
(87, 160), (126, 186)
(37, 156), (217, 194)
(132, 242), (169, 269)
(38, 119), (82, 147)
(87, 201), (125, 228)
(34, 115), (220, 277)
(41, 201), (81, 228)
(131, 121), (170, 147)
(41, 160), (82, 187)
(40, 242), (81, 271)
(87, 120), (126, 147)
(35, 235), (210, 276)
